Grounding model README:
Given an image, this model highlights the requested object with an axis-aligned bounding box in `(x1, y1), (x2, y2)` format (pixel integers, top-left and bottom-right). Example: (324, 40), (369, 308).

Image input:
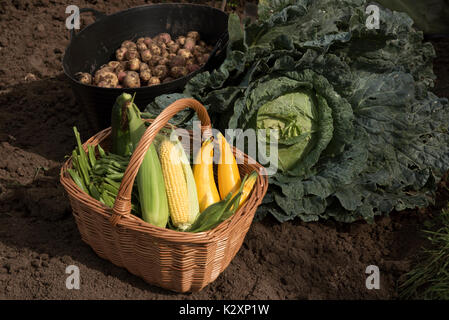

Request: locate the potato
(198, 40), (207, 47)
(97, 81), (116, 88)
(193, 45), (206, 55)
(148, 43), (161, 56)
(158, 41), (167, 51)
(125, 47), (139, 60)
(136, 37), (145, 44)
(149, 56), (164, 67)
(94, 67), (114, 83)
(94, 71), (118, 87)
(169, 55), (186, 68)
(161, 48), (169, 58)
(140, 62), (150, 72)
(187, 64), (200, 73)
(75, 72), (92, 85)
(117, 71), (127, 83)
(137, 42), (148, 52)
(197, 53), (210, 65)
(140, 69), (152, 82)
(184, 37), (196, 51)
(187, 31), (200, 42)
(157, 33), (171, 44)
(168, 53), (177, 60)
(144, 37), (152, 47)
(108, 61), (121, 69)
(158, 57), (170, 66)
(122, 71), (140, 88)
(121, 40), (136, 50)
(178, 49), (193, 60)
(162, 77), (174, 84)
(176, 36), (186, 46)
(170, 66), (188, 78)
(127, 58), (141, 71)
(148, 77), (161, 86)
(168, 43), (180, 54)
(115, 61), (127, 73)
(152, 65), (168, 79)
(186, 58), (195, 66)
(140, 49), (152, 62)
(115, 47), (127, 61)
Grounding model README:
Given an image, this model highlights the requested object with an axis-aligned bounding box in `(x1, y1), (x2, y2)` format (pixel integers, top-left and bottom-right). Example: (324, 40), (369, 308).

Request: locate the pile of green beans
(68, 127), (140, 215)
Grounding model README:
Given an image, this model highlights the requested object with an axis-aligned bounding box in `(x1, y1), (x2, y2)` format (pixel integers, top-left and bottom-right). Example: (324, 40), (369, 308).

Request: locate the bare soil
(0, 0), (448, 300)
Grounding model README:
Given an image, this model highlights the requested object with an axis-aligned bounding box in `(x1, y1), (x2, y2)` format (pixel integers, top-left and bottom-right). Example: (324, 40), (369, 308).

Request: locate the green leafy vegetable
(147, 0), (449, 223)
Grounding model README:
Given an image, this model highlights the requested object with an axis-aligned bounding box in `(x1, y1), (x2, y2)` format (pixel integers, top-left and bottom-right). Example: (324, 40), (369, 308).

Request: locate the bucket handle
(205, 31), (229, 68)
(69, 8), (107, 41)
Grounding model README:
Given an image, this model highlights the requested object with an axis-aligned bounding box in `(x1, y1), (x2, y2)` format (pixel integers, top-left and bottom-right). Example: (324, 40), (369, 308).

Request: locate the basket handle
(110, 98), (212, 226)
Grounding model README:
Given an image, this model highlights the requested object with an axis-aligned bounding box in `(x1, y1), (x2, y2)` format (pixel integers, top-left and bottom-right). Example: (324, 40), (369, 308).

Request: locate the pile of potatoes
(75, 31), (213, 88)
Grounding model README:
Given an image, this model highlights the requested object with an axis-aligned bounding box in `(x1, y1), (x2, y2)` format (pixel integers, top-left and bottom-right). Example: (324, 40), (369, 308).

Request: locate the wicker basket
(60, 98), (268, 292)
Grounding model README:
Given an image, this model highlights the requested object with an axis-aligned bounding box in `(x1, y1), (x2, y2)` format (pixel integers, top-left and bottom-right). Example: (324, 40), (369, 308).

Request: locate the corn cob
(175, 138), (200, 227)
(159, 138), (191, 230)
(159, 132), (200, 230)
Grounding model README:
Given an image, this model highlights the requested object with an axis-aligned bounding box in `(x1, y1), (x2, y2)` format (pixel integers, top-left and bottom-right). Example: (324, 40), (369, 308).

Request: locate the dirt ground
(0, 0), (448, 300)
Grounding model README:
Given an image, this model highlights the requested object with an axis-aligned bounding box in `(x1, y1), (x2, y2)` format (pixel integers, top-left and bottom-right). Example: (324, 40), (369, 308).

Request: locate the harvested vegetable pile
(68, 93), (257, 233)
(148, 0), (449, 223)
(76, 31), (213, 88)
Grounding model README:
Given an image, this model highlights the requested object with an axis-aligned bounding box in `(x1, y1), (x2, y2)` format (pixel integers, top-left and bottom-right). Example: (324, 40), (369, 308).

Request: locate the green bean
(73, 151), (90, 186)
(68, 169), (88, 193)
(104, 153), (130, 163)
(98, 196), (106, 205)
(97, 144), (106, 158)
(71, 150), (80, 172)
(92, 167), (107, 176)
(95, 159), (128, 170)
(88, 182), (101, 201)
(106, 172), (124, 181)
(101, 182), (119, 195)
(92, 165), (122, 177)
(88, 145), (97, 167)
(73, 127), (91, 171)
(101, 191), (115, 208)
(104, 177), (121, 190)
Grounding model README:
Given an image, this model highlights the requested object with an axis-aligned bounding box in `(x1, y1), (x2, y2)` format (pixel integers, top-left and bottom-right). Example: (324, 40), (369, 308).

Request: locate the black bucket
(63, 4), (228, 130)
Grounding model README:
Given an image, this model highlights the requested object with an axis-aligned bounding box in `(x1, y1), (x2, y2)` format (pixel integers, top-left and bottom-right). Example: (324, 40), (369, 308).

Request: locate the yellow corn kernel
(159, 139), (190, 229)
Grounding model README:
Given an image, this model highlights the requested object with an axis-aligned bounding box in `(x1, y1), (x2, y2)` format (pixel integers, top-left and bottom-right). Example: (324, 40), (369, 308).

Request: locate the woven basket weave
(60, 98), (268, 292)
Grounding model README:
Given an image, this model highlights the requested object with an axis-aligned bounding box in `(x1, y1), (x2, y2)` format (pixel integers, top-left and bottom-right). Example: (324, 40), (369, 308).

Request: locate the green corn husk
(111, 93), (133, 157)
(127, 101), (169, 228)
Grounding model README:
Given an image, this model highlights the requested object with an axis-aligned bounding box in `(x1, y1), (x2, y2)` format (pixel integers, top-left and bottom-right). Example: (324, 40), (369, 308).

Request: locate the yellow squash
(193, 138), (220, 212)
(232, 171), (258, 210)
(217, 132), (241, 200)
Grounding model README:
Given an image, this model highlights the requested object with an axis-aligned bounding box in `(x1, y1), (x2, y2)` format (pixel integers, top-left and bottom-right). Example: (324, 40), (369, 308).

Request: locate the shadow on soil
(0, 75), (185, 296)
